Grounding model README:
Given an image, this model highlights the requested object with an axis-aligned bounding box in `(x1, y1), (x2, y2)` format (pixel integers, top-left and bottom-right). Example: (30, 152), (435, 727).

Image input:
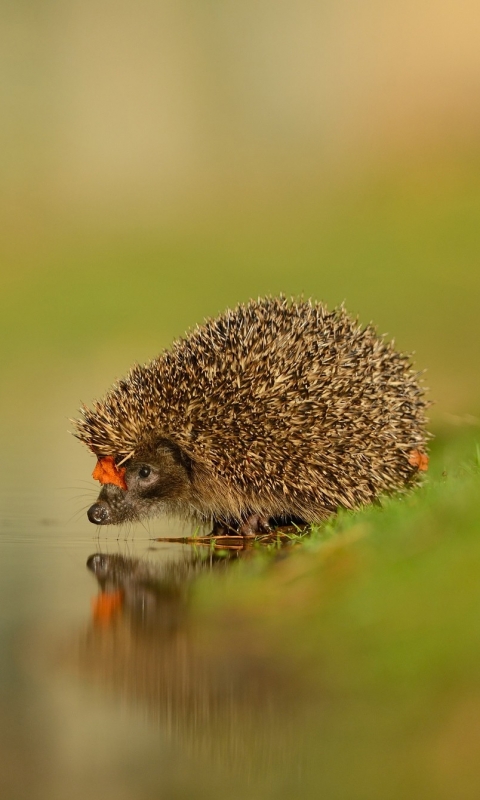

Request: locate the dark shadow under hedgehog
(73, 296), (430, 537)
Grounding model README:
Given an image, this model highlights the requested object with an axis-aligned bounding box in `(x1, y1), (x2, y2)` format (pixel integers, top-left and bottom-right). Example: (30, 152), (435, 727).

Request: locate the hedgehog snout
(87, 502), (111, 525)
(87, 483), (130, 525)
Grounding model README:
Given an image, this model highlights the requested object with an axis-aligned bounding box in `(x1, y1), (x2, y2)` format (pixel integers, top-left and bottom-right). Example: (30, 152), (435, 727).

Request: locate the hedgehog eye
(138, 466), (151, 479)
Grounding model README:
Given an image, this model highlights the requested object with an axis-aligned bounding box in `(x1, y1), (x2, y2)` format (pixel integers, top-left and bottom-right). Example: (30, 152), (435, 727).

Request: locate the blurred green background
(2, 0), (480, 464)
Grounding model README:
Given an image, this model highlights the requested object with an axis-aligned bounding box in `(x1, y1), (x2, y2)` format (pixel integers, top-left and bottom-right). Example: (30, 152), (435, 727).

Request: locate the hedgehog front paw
(209, 515), (271, 538)
(238, 514), (271, 538)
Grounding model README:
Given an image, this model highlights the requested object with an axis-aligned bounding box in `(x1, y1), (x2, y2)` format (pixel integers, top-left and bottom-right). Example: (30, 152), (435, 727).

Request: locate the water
(0, 472), (308, 800)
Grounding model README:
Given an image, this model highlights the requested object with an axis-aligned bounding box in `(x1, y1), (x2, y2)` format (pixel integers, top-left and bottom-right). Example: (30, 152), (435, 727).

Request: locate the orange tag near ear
(408, 449), (429, 471)
(92, 456), (127, 490)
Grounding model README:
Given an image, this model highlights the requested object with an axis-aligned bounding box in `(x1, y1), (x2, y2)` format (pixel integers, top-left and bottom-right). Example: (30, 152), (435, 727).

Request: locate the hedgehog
(74, 296), (429, 537)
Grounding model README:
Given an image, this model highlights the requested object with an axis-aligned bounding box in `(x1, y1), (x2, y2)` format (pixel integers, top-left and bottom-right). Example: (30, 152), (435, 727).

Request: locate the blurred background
(2, 0), (480, 434)
(1, 2), (480, 798)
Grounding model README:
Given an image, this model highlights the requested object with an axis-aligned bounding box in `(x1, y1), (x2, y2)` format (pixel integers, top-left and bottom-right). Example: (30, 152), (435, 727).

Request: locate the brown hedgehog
(74, 296), (429, 536)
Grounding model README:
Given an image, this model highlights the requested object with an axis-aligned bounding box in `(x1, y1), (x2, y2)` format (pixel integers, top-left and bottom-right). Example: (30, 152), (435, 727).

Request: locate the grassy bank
(190, 430), (480, 798)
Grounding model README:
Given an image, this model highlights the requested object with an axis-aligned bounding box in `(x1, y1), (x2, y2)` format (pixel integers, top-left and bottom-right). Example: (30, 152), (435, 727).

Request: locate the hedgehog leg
(209, 515), (270, 538)
(238, 514), (271, 538)
(208, 518), (238, 537)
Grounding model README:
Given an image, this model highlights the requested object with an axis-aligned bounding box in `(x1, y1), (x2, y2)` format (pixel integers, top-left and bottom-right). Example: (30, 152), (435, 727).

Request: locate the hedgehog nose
(87, 502), (110, 525)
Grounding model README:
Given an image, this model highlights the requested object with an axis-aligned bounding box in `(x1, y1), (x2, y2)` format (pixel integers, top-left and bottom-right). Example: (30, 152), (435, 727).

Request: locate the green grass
(191, 431), (480, 799)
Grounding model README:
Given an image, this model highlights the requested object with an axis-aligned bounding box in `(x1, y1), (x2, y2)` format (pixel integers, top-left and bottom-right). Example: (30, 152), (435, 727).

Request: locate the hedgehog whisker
(66, 503), (93, 525)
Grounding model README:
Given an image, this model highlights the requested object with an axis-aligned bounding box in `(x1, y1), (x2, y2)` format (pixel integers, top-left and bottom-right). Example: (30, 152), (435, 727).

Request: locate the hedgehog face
(87, 441), (193, 526)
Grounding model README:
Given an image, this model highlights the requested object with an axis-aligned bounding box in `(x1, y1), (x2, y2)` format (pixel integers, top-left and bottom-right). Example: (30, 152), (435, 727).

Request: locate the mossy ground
(189, 429), (480, 799)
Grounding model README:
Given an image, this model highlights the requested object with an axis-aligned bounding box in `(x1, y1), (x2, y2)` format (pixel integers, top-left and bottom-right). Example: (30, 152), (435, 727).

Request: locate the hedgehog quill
(74, 297), (429, 536)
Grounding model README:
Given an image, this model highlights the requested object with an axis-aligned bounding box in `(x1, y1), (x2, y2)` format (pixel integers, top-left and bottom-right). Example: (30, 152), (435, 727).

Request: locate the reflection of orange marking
(92, 456), (127, 490)
(408, 449), (429, 471)
(92, 591), (123, 626)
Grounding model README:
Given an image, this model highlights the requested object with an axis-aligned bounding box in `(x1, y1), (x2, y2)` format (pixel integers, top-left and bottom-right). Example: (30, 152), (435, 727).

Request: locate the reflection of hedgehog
(74, 296), (429, 536)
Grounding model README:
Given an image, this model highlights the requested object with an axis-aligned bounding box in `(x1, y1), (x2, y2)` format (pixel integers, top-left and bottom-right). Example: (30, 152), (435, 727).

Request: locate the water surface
(0, 470), (309, 800)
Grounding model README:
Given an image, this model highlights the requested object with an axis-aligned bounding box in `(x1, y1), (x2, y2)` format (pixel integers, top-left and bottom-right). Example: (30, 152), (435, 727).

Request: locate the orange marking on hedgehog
(92, 591), (123, 626)
(408, 449), (429, 471)
(92, 456), (127, 490)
